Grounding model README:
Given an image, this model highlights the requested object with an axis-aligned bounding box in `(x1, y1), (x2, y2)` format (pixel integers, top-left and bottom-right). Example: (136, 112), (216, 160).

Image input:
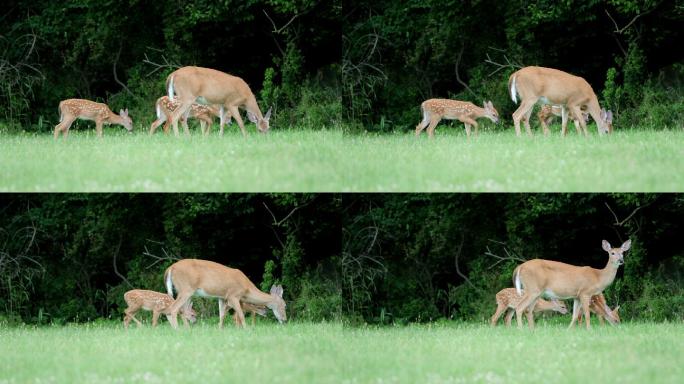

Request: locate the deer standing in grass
(491, 288), (568, 327)
(123, 289), (196, 328)
(512, 239), (631, 329)
(415, 99), (499, 138)
(508, 66), (612, 137)
(537, 105), (592, 136)
(574, 293), (620, 326)
(164, 259), (286, 329)
(149, 96), (229, 136)
(54, 99), (133, 139)
(166, 66), (271, 137)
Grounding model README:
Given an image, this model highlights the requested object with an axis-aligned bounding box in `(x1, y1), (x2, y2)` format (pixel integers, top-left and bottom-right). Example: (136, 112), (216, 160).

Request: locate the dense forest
(3, 1), (682, 133)
(1, 193), (682, 324)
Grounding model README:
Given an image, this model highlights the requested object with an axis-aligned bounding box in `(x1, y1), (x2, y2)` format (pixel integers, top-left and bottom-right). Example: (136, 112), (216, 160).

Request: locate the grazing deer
(166, 66), (271, 137)
(491, 287), (568, 327)
(164, 259), (286, 329)
(415, 99), (500, 138)
(123, 289), (196, 328)
(54, 99), (133, 139)
(512, 239), (631, 329)
(537, 105), (591, 136)
(508, 66), (612, 137)
(574, 293), (620, 326)
(149, 96), (229, 136)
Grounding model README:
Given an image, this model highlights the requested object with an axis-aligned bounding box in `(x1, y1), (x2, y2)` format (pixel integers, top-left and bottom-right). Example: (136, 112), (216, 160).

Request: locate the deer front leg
(150, 116), (166, 135)
(228, 106), (247, 137)
(218, 298), (227, 329)
(512, 98), (537, 137)
(426, 116), (441, 138)
(95, 119), (104, 138)
(460, 117), (478, 138)
(580, 295), (592, 329)
(169, 100), (193, 137)
(152, 310), (162, 327)
(227, 296), (246, 328)
(514, 291), (539, 329)
(568, 299), (580, 328)
(123, 305), (143, 328)
(166, 290), (193, 329)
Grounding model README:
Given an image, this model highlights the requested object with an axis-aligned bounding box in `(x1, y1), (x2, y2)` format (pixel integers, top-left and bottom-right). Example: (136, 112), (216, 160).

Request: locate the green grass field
(1, 321), (682, 383)
(1, 128), (682, 191)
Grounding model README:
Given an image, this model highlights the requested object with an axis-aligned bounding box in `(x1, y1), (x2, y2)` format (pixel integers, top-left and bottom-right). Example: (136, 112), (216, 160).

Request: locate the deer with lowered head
(54, 99), (133, 139)
(415, 99), (499, 138)
(164, 259), (286, 329)
(165, 66), (271, 137)
(508, 66), (613, 137)
(491, 287), (568, 327)
(512, 239), (631, 329)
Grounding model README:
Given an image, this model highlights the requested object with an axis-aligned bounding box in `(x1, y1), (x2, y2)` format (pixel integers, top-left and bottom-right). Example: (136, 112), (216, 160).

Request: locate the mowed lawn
(1, 322), (682, 383)
(0, 128), (682, 191)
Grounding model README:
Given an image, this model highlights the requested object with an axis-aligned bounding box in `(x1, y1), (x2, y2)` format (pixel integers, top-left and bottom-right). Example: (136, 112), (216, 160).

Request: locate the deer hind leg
(415, 109), (430, 136)
(568, 299), (581, 328)
(522, 108), (534, 136)
(504, 309), (515, 327)
(512, 98), (538, 137)
(515, 290), (540, 329)
(426, 116), (441, 138)
(169, 99), (193, 137)
(166, 290), (194, 329)
(124, 303), (143, 328)
(490, 302), (508, 326)
(54, 117), (76, 139)
(150, 114), (166, 135)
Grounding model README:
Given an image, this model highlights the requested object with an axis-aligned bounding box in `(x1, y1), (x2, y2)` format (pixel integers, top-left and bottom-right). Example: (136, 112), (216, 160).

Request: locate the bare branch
(142, 242), (180, 270)
(453, 232), (477, 289)
(454, 41), (478, 98)
(263, 10), (300, 35)
(604, 200), (653, 227)
(142, 52), (180, 77)
(605, 9), (648, 35)
(484, 240), (527, 270)
(112, 235), (133, 288)
(113, 43), (134, 97)
(484, 51), (523, 77)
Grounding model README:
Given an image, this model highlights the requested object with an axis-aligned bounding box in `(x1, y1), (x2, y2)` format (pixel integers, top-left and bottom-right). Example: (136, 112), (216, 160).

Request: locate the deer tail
(509, 74), (518, 104)
(514, 266), (523, 295)
(155, 100), (162, 120)
(164, 267), (174, 298)
(167, 75), (175, 99)
(418, 103), (430, 129)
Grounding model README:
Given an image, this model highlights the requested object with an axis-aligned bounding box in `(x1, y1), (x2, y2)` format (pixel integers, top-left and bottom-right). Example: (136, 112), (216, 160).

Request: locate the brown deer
(54, 99), (133, 139)
(123, 289), (196, 328)
(508, 66), (612, 136)
(149, 96), (228, 136)
(491, 288), (568, 327)
(537, 105), (590, 136)
(166, 66), (271, 137)
(512, 239), (631, 329)
(164, 259), (286, 329)
(415, 99), (499, 138)
(574, 293), (620, 326)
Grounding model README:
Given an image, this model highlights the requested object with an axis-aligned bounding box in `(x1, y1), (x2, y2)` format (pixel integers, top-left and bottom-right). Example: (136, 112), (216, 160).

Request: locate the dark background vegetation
(1, 193), (682, 325)
(0, 0), (341, 132)
(343, 0), (684, 131)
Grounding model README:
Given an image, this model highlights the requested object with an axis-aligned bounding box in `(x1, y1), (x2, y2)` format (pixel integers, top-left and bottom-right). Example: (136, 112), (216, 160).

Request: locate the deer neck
(245, 96), (263, 120)
(597, 258), (620, 291)
(243, 286), (274, 307)
(471, 105), (485, 119)
(107, 111), (125, 126)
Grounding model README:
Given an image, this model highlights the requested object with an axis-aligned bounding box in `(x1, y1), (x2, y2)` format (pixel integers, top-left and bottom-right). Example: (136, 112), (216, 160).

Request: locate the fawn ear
(602, 240), (612, 252)
(247, 111), (258, 123)
(620, 239), (632, 252)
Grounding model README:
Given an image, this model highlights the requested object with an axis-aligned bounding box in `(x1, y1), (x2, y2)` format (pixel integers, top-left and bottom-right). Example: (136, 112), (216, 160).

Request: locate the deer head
(602, 239), (631, 266)
(483, 101), (500, 124)
(267, 284), (287, 323)
(247, 107), (272, 133)
(119, 108), (133, 132)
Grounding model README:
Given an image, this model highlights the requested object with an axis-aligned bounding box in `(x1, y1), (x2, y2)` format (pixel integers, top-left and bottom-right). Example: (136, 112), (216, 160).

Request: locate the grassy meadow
(0, 127), (682, 191)
(1, 321), (682, 383)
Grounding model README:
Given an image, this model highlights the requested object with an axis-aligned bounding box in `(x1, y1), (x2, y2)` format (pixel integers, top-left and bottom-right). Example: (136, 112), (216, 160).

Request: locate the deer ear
(602, 240), (612, 252)
(264, 107), (272, 121)
(270, 284), (279, 295)
(613, 305), (620, 314)
(621, 239), (631, 252)
(606, 110), (613, 122)
(247, 111), (258, 123)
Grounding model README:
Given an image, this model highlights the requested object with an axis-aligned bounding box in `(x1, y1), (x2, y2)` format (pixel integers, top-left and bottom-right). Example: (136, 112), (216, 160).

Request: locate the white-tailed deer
(164, 259), (286, 329)
(537, 105), (591, 136)
(491, 287), (568, 327)
(415, 99), (499, 138)
(54, 99), (133, 139)
(166, 66), (271, 137)
(508, 66), (612, 137)
(513, 239), (631, 329)
(574, 293), (620, 326)
(149, 96), (229, 136)
(123, 289), (196, 328)
(231, 302), (267, 326)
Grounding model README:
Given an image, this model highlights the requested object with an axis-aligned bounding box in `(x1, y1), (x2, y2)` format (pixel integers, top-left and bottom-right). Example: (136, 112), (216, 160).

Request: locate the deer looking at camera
(166, 66), (271, 137)
(512, 239), (631, 329)
(164, 259), (286, 329)
(415, 99), (499, 138)
(149, 96), (228, 136)
(123, 289), (196, 328)
(491, 287), (568, 327)
(54, 99), (133, 139)
(508, 66), (612, 137)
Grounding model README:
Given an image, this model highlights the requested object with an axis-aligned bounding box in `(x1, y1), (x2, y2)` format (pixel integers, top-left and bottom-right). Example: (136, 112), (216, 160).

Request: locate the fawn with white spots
(149, 95), (229, 136)
(54, 99), (132, 139)
(490, 287), (568, 327)
(123, 289), (196, 328)
(415, 99), (499, 138)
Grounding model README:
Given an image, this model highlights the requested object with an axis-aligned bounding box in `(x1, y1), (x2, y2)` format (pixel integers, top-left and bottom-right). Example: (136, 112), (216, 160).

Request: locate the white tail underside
(165, 270), (174, 298)
(510, 75), (518, 104)
(168, 75), (175, 99)
(515, 269), (522, 295)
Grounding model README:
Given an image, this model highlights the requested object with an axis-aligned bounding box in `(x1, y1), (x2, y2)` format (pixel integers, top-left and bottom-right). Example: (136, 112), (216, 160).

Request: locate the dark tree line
(1, 193), (682, 324)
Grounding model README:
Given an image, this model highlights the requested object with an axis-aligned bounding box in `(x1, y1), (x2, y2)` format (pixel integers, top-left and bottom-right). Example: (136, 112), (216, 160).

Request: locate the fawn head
(268, 284), (287, 323)
(119, 109), (133, 132)
(602, 239), (631, 267)
(549, 299), (568, 314)
(248, 107), (272, 133)
(483, 101), (500, 124)
(181, 303), (197, 324)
